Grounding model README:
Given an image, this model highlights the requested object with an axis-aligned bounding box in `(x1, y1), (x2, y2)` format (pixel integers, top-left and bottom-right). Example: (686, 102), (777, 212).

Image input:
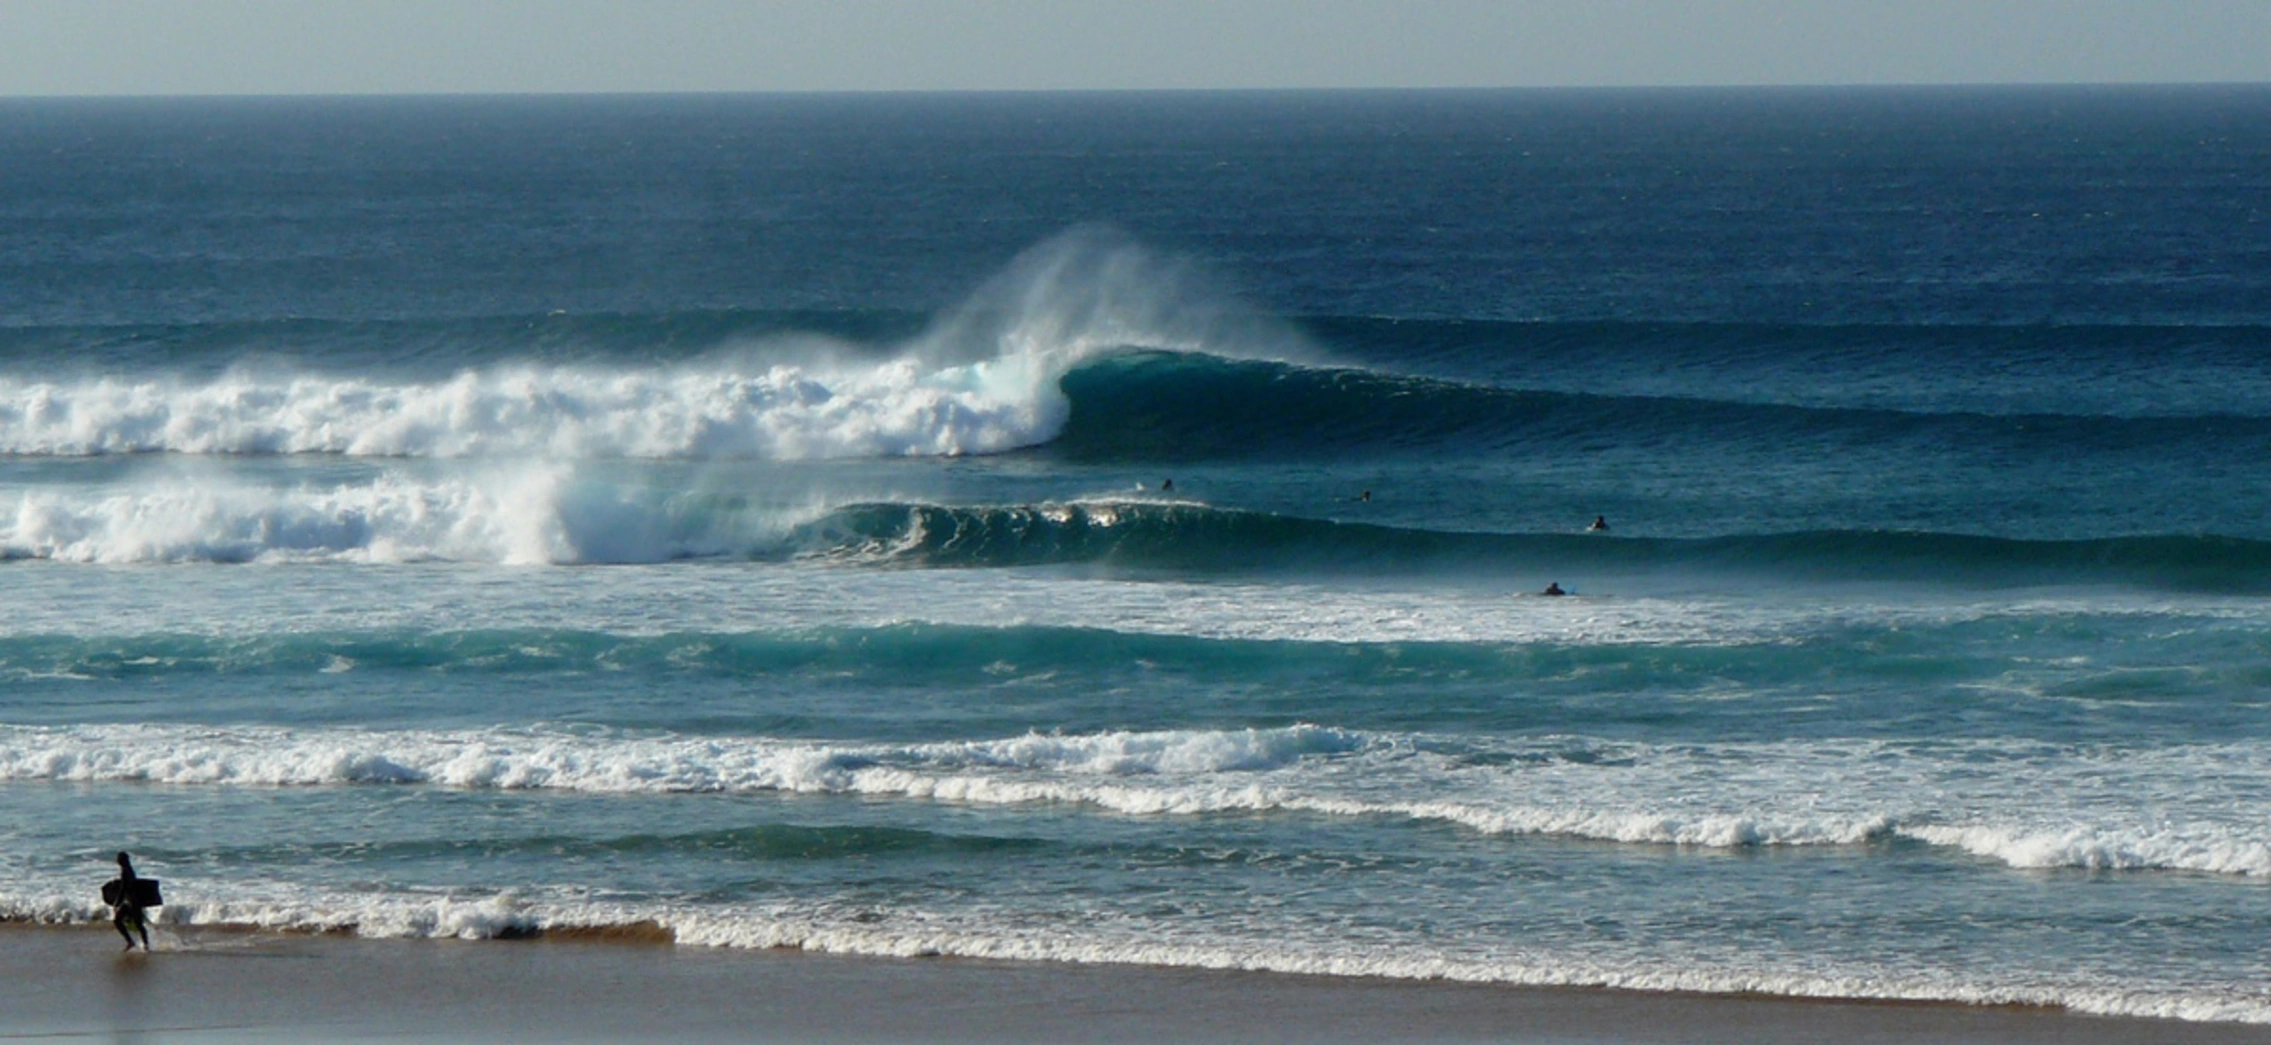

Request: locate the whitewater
(6, 88), (2271, 1026)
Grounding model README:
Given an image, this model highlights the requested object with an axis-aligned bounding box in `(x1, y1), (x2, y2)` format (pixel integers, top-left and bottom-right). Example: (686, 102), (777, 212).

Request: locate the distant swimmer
(1358, 490), (1371, 502)
(1160, 479), (1173, 492)
(1541, 582), (1567, 596)
(1587, 516), (1609, 532)
(102, 851), (162, 952)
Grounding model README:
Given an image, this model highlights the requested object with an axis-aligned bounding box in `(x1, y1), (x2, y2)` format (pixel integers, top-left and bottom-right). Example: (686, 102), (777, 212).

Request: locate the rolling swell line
(1047, 351), (2271, 463)
(792, 500), (2271, 590)
(0, 620), (2049, 690)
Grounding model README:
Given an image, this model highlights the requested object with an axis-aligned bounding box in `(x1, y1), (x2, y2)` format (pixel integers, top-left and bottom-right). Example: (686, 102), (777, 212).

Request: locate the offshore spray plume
(910, 226), (1310, 395)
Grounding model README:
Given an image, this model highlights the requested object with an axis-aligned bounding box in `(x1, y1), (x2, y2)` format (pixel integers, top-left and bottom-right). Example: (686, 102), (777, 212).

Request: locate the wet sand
(3, 924), (2268, 1044)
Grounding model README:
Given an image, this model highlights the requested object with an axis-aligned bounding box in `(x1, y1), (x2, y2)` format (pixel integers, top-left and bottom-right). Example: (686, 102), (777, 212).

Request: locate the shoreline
(5, 923), (2268, 1044)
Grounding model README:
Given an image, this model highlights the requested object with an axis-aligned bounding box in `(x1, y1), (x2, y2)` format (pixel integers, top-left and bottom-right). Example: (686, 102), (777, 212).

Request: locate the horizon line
(7, 80), (2270, 102)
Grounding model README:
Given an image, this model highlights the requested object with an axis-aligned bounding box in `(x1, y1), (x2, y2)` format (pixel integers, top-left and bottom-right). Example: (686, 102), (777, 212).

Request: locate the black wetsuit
(108, 852), (150, 951)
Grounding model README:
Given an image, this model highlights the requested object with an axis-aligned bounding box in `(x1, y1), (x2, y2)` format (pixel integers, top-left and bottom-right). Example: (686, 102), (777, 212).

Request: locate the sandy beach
(1, 924), (2264, 1045)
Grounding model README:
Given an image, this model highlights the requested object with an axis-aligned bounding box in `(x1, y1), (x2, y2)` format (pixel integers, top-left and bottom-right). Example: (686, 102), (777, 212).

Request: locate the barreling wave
(12, 309), (2271, 466)
(0, 229), (1305, 461)
(14, 348), (2255, 464)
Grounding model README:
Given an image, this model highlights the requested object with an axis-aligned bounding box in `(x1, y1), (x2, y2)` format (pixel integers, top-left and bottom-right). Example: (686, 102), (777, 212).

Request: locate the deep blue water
(3, 87), (2271, 1022)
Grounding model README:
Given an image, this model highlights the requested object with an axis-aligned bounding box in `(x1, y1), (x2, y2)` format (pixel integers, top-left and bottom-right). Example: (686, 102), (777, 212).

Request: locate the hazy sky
(2, 0), (2266, 96)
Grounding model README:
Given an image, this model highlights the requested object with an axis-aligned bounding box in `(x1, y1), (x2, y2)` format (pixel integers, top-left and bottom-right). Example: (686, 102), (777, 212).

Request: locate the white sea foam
(4, 882), (2265, 1025)
(0, 469), (596, 564)
(10, 723), (2271, 878)
(1906, 823), (2271, 877)
(0, 355), (1067, 460)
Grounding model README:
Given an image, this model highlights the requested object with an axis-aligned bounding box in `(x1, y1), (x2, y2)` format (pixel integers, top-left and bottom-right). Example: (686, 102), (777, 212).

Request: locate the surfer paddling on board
(102, 851), (162, 952)
(1587, 515), (1608, 532)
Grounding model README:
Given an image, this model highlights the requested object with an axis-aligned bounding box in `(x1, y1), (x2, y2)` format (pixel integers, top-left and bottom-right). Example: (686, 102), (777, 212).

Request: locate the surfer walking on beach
(103, 851), (160, 952)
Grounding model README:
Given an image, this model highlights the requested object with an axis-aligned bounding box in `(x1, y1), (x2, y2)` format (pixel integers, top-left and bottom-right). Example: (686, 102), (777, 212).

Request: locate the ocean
(3, 86), (2270, 1023)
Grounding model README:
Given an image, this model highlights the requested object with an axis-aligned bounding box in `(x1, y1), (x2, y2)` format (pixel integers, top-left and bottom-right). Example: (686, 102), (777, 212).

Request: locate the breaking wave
(8, 723), (2270, 878)
(0, 229), (1303, 462)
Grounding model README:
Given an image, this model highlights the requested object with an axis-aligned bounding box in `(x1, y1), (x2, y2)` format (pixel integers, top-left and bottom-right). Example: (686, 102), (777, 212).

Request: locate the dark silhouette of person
(1358, 490), (1371, 502)
(1542, 582), (1567, 596)
(104, 851), (154, 952)
(1160, 479), (1173, 492)
(1588, 516), (1608, 532)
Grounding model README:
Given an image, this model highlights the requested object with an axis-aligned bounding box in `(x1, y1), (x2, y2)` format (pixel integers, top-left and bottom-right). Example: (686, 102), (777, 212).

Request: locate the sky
(1, 0), (2266, 96)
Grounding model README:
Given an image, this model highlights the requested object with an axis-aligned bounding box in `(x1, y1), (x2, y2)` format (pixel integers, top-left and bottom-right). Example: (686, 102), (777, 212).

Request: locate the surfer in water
(1542, 582), (1567, 596)
(1587, 515), (1608, 532)
(104, 851), (155, 952)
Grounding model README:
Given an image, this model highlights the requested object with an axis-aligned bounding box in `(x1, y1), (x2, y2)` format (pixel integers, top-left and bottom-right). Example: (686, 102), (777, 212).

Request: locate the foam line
(10, 723), (2271, 876)
(2, 884), (2263, 1024)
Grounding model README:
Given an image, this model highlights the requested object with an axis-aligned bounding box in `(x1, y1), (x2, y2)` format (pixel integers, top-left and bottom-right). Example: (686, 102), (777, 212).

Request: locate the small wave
(0, 722), (1362, 793)
(12, 724), (2271, 878)
(1905, 824), (2271, 877)
(3, 885), (2263, 1024)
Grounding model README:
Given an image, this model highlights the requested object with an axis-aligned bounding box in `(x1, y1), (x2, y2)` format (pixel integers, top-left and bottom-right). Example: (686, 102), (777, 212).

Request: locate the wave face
(1051, 346), (2271, 463)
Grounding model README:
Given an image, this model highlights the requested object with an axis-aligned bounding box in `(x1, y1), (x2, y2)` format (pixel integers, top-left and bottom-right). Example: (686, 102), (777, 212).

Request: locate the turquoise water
(4, 88), (2271, 1023)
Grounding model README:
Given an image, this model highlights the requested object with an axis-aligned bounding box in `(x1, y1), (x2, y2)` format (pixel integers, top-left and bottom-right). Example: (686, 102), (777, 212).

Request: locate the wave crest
(12, 724), (2271, 879)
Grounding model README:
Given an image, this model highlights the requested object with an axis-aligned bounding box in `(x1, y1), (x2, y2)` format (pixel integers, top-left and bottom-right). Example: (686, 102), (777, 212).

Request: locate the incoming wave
(0, 230), (1305, 461)
(10, 472), (2271, 590)
(9, 723), (2271, 878)
(1, 884), (2259, 1024)
(1047, 349), (2271, 463)
(792, 500), (2271, 590)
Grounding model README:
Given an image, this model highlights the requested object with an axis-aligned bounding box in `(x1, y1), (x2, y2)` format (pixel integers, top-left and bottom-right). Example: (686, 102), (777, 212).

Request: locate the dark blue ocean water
(4, 87), (2271, 1022)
